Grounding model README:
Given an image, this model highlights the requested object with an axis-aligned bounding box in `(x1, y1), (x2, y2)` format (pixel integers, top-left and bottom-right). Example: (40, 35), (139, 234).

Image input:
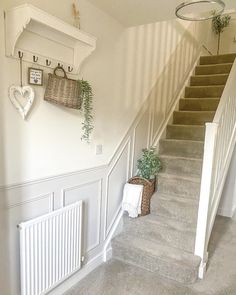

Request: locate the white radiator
(18, 201), (83, 295)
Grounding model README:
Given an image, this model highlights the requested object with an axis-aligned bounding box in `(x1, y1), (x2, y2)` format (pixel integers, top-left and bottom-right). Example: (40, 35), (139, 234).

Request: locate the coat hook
(58, 63), (63, 67)
(18, 51), (23, 59)
(46, 59), (51, 66)
(68, 66), (73, 73)
(33, 55), (38, 62)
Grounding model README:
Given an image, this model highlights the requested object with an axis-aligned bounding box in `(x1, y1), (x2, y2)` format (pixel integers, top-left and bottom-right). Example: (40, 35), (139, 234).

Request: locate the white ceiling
(87, 0), (236, 27)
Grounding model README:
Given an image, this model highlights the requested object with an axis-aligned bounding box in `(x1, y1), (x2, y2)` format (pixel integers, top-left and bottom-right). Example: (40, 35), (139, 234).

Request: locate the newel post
(194, 122), (218, 279)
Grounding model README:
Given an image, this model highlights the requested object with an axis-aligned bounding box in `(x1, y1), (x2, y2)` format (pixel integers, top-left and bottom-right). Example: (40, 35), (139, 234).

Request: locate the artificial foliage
(79, 79), (94, 143)
(137, 147), (161, 180)
(212, 13), (231, 55)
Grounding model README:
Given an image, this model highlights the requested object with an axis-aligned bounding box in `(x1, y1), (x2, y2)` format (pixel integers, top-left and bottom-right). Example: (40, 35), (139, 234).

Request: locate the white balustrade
(195, 59), (236, 278)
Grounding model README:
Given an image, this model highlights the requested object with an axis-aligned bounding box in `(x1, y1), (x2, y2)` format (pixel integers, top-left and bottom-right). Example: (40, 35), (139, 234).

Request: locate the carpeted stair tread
(123, 214), (196, 232)
(160, 155), (202, 178)
(190, 74), (228, 86)
(151, 193), (198, 224)
(185, 85), (224, 98)
(158, 173), (201, 199)
(173, 110), (215, 125)
(166, 124), (205, 141)
(179, 98), (220, 111)
(159, 139), (204, 158)
(122, 214), (196, 252)
(158, 172), (200, 183)
(112, 234), (201, 283)
(195, 63), (233, 75)
(200, 53), (236, 65)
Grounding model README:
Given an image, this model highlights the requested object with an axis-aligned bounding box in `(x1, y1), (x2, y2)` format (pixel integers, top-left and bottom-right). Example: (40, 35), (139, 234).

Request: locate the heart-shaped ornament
(9, 85), (35, 120)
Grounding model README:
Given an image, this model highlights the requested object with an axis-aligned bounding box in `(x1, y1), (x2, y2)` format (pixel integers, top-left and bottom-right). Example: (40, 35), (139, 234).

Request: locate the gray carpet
(65, 213), (236, 295)
(110, 53), (236, 284)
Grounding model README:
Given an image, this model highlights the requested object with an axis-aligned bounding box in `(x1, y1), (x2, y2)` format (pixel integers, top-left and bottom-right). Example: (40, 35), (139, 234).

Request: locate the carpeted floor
(65, 213), (236, 295)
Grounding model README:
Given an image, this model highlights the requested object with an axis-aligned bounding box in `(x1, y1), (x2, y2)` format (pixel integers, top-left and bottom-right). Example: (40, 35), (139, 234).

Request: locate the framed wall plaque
(28, 68), (43, 86)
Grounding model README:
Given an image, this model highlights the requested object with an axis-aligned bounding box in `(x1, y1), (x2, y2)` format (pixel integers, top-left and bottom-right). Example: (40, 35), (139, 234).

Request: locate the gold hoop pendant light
(175, 0), (225, 21)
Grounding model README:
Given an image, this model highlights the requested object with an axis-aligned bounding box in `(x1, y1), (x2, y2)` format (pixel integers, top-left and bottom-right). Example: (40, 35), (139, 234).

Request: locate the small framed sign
(28, 68), (43, 86)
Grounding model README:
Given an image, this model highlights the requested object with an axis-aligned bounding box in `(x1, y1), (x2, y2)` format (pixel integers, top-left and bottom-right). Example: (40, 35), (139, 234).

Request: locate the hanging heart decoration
(9, 85), (35, 120)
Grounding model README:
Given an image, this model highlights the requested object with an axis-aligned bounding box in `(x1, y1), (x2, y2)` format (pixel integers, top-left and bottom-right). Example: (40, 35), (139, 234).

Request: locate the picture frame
(28, 68), (43, 86)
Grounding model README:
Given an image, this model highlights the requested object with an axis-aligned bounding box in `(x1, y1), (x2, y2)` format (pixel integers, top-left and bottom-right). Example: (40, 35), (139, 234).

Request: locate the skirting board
(218, 206), (236, 218)
(48, 248), (112, 295)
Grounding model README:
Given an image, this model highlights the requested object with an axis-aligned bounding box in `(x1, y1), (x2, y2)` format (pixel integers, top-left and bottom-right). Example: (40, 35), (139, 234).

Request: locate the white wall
(219, 143), (236, 217)
(0, 0), (210, 187)
(0, 1), (211, 293)
(0, 0), (127, 186)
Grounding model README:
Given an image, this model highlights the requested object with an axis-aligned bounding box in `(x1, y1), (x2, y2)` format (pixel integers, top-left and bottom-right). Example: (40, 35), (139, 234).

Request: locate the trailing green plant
(137, 147), (161, 180)
(78, 79), (94, 143)
(212, 13), (231, 55)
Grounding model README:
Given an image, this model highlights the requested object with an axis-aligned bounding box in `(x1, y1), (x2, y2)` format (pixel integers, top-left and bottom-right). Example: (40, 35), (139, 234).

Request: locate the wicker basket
(44, 66), (82, 109)
(128, 176), (156, 216)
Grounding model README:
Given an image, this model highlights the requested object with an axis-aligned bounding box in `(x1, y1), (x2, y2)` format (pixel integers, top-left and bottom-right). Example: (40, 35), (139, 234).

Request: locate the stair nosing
(167, 124), (205, 128)
(196, 62), (233, 67)
(120, 228), (195, 255)
(160, 138), (204, 143)
(124, 214), (196, 233)
(174, 110), (216, 114)
(159, 154), (203, 162)
(158, 172), (201, 183)
(113, 234), (200, 268)
(186, 85), (225, 89)
(180, 97), (220, 101)
(153, 191), (199, 203)
(191, 73), (229, 78)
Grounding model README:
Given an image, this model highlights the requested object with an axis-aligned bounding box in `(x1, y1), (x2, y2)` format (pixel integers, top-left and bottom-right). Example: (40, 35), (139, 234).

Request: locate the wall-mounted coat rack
(4, 4), (97, 74)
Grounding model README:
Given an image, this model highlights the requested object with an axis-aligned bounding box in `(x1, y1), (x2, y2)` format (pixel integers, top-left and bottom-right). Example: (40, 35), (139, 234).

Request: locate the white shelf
(4, 4), (97, 74)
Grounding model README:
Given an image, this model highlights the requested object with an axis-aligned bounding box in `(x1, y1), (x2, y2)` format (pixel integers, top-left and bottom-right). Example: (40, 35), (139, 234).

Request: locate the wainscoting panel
(105, 139), (130, 237)
(5, 193), (54, 295)
(0, 166), (107, 295)
(62, 180), (103, 254)
(132, 109), (150, 174)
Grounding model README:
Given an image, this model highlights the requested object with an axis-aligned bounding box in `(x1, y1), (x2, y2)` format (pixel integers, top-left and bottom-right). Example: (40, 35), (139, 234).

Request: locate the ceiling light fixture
(175, 0), (225, 21)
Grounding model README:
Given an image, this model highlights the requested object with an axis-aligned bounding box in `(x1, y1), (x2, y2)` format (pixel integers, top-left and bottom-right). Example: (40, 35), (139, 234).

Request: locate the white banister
(195, 58), (236, 278)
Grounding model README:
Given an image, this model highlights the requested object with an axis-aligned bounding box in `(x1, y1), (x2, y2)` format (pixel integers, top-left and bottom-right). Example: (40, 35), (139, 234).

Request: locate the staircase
(111, 53), (236, 284)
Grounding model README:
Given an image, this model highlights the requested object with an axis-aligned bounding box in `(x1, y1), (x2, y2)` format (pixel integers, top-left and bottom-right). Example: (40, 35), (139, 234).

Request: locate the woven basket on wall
(44, 66), (82, 109)
(128, 176), (155, 216)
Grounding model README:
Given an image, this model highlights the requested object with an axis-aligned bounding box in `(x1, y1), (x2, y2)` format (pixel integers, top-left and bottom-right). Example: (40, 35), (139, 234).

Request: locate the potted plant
(212, 13), (231, 55)
(128, 147), (161, 216)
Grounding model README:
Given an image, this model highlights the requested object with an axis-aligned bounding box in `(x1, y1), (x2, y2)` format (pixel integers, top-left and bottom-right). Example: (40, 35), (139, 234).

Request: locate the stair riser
(173, 112), (215, 125)
(124, 222), (194, 252)
(195, 64), (232, 75)
(159, 140), (204, 158)
(200, 54), (236, 65)
(185, 86), (224, 98)
(166, 125), (205, 141)
(190, 75), (228, 86)
(158, 176), (200, 199)
(112, 245), (198, 284)
(179, 99), (219, 111)
(160, 157), (202, 178)
(151, 198), (198, 224)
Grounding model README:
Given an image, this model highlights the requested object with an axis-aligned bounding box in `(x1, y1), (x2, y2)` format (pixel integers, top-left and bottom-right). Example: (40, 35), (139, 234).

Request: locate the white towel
(122, 183), (143, 218)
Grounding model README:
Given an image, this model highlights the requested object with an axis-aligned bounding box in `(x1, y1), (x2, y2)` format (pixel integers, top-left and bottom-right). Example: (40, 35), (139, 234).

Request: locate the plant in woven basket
(137, 147), (161, 180)
(212, 13), (231, 55)
(79, 79), (94, 143)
